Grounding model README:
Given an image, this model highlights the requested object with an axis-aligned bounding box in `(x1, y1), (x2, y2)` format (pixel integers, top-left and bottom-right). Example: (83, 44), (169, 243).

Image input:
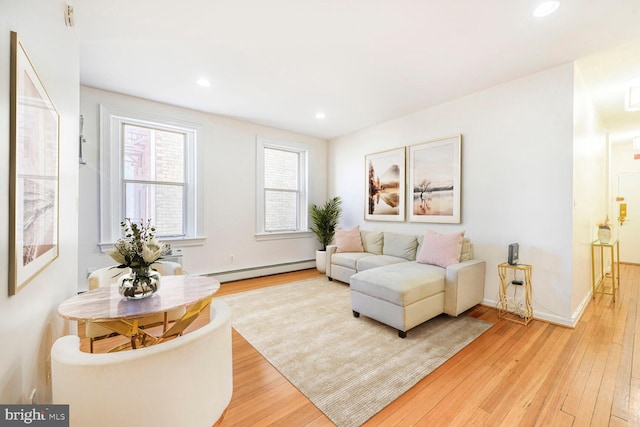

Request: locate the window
(99, 105), (204, 249)
(256, 137), (309, 238)
(123, 124), (185, 236)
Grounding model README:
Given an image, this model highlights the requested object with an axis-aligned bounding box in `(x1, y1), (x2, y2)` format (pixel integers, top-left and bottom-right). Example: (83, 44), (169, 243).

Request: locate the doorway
(616, 173), (640, 264)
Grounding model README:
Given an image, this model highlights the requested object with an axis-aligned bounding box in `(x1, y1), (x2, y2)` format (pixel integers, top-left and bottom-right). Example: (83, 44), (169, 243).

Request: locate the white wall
(571, 64), (608, 317)
(611, 143), (640, 175)
(79, 87), (328, 290)
(0, 0), (79, 404)
(329, 64), (585, 325)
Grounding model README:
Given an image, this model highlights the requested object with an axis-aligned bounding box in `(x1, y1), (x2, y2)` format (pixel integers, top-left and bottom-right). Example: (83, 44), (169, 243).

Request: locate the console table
(591, 239), (620, 302)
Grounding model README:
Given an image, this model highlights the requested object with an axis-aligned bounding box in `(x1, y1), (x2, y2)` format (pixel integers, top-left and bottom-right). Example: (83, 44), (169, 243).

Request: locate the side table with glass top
(590, 239), (620, 302)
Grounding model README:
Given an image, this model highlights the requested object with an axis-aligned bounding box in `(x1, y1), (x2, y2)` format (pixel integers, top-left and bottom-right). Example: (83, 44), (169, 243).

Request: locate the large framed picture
(365, 147), (405, 221)
(408, 135), (461, 223)
(9, 32), (60, 295)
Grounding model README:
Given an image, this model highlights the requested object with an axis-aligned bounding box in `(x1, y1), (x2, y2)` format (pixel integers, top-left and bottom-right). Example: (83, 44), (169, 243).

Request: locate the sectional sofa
(326, 227), (485, 337)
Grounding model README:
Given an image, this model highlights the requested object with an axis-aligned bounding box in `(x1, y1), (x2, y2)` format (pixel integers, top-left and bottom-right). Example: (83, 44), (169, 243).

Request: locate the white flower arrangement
(107, 219), (171, 271)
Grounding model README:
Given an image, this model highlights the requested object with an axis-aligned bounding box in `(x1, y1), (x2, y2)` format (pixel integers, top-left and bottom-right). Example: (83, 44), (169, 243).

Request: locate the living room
(2, 0), (640, 424)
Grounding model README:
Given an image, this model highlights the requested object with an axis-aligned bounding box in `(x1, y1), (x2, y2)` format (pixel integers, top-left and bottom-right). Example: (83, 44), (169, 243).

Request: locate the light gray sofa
(326, 230), (485, 337)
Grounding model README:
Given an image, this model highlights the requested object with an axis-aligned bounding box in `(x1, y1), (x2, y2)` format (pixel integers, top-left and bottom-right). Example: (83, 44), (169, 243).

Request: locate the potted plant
(310, 196), (342, 273)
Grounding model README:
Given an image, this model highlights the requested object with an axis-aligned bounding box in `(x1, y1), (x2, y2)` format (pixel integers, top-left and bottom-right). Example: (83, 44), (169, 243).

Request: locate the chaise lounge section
(326, 227), (485, 337)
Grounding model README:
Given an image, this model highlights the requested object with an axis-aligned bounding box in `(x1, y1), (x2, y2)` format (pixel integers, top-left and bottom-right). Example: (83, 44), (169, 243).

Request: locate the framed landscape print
(9, 32), (60, 295)
(408, 135), (461, 223)
(365, 147), (405, 221)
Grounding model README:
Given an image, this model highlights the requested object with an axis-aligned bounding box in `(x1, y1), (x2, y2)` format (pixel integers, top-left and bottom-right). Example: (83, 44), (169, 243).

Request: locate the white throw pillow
(360, 230), (384, 255)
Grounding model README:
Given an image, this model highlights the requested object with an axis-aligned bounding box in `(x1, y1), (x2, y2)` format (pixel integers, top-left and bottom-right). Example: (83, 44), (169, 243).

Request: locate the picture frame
(9, 32), (60, 295)
(408, 135), (461, 223)
(365, 147), (405, 221)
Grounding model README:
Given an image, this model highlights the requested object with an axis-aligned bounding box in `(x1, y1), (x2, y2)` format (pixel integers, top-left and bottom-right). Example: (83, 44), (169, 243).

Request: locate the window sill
(98, 236), (207, 253)
(255, 231), (314, 241)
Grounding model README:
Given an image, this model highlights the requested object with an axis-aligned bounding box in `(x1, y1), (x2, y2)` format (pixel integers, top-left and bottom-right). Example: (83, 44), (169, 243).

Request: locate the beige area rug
(219, 277), (493, 427)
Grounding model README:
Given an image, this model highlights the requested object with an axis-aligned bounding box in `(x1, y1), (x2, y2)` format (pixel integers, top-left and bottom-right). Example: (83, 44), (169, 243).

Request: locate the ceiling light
(196, 79), (211, 87)
(533, 1), (560, 17)
(625, 87), (640, 111)
(315, 112), (326, 120)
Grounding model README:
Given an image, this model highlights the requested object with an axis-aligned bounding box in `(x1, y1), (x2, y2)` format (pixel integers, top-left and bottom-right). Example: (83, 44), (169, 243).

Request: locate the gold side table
(497, 262), (533, 326)
(591, 239), (620, 302)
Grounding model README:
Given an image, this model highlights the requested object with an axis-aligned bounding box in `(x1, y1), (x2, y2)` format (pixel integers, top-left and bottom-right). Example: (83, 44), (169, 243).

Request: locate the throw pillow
(335, 226), (364, 253)
(417, 229), (465, 267)
(360, 230), (384, 255)
(459, 238), (473, 262)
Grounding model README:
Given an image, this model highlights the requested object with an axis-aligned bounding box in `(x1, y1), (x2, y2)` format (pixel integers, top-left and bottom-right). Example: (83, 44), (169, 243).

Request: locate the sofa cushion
(335, 226), (364, 252)
(382, 232), (418, 261)
(459, 238), (472, 262)
(331, 252), (372, 270)
(356, 255), (407, 271)
(417, 229), (465, 268)
(360, 230), (384, 255)
(350, 262), (445, 306)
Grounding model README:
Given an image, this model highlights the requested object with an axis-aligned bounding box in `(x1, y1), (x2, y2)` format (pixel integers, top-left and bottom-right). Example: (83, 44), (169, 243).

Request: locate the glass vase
(118, 267), (161, 299)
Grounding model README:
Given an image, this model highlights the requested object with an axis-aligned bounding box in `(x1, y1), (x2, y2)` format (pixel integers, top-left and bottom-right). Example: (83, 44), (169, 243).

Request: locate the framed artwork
(365, 147), (405, 221)
(9, 32), (60, 295)
(408, 135), (461, 223)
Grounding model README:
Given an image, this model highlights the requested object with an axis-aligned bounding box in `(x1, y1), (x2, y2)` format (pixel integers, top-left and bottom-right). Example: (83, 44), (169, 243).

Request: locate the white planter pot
(598, 226), (612, 244)
(316, 250), (327, 273)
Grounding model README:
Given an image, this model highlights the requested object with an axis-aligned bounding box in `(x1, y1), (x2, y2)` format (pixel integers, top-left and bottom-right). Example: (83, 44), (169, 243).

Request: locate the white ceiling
(73, 0), (640, 140)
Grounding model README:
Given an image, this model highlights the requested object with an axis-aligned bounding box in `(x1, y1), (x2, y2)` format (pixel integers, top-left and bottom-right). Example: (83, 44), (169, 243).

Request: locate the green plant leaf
(310, 196), (342, 250)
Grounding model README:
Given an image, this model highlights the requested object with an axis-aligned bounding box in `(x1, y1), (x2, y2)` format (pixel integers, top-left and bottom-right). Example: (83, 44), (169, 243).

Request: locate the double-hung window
(256, 137), (309, 239)
(99, 105), (204, 248)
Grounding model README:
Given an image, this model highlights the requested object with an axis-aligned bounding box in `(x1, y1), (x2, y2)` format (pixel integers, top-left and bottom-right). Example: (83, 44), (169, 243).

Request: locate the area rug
(219, 277), (492, 427)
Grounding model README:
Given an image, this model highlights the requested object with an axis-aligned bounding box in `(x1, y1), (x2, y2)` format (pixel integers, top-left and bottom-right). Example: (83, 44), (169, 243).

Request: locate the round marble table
(58, 275), (220, 351)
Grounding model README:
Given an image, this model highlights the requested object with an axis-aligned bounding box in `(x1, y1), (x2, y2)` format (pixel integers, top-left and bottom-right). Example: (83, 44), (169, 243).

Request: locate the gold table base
(95, 296), (213, 352)
(591, 239), (620, 302)
(497, 262), (533, 326)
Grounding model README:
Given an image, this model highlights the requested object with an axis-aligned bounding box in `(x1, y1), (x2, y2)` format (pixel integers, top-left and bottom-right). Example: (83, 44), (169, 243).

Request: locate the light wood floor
(85, 265), (640, 426)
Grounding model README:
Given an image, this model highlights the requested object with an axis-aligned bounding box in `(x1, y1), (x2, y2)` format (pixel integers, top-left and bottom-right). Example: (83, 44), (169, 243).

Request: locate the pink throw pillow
(417, 230), (465, 267)
(335, 226), (364, 253)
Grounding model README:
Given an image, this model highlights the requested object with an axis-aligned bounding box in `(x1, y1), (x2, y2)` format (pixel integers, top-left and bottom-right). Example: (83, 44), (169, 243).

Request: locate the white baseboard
(482, 298), (575, 328)
(209, 260), (316, 283)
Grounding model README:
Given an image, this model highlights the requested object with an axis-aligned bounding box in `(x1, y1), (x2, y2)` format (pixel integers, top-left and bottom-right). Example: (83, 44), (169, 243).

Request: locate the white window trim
(98, 104), (205, 251)
(255, 136), (312, 240)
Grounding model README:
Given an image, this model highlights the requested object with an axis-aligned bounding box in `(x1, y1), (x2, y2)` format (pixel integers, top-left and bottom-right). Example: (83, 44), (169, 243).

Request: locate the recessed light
(315, 112), (326, 120)
(533, 1), (560, 17)
(196, 79), (212, 87)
